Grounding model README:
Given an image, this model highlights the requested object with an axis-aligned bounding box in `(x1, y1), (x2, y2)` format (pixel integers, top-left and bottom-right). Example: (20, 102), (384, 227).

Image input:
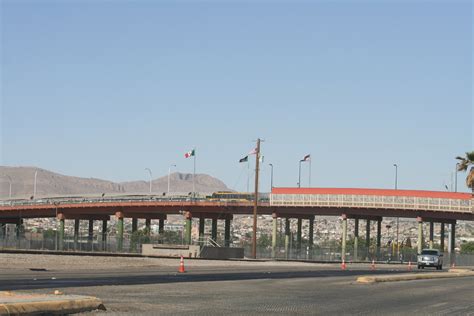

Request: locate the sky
(1, 0), (472, 193)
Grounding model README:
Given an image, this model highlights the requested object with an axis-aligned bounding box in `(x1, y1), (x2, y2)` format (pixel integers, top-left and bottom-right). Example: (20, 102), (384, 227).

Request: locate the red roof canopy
(271, 187), (472, 200)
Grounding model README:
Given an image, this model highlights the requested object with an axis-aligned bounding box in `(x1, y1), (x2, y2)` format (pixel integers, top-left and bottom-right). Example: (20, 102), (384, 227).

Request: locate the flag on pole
(302, 154), (310, 161)
(239, 156), (249, 163)
(248, 148), (257, 155)
(259, 155), (264, 163)
(184, 149), (195, 158)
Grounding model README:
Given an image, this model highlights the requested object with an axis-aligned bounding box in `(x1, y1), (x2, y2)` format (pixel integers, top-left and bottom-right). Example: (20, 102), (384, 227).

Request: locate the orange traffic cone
(408, 261), (412, 271)
(178, 255), (186, 273)
(341, 259), (346, 270)
(371, 259), (376, 271)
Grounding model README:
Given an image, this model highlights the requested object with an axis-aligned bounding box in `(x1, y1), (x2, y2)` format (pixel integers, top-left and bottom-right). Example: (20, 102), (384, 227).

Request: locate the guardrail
(270, 194), (473, 213)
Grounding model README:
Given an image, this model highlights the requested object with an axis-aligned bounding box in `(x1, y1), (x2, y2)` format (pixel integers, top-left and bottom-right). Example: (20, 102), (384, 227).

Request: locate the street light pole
(269, 163), (274, 191)
(455, 163), (459, 193)
(168, 164), (176, 194)
(33, 170), (38, 199)
(298, 160), (302, 188)
(252, 138), (261, 259)
(393, 164), (399, 261)
(145, 168), (152, 194)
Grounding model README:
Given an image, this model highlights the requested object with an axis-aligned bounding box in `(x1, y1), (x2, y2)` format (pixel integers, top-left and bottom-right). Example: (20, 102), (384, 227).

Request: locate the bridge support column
(0, 223), (5, 240)
(440, 223), (445, 251)
(102, 220), (107, 251)
(224, 218), (231, 247)
(16, 219), (23, 239)
(341, 214), (347, 262)
(88, 219), (94, 250)
(417, 217), (423, 254)
(354, 218), (359, 261)
(450, 222), (456, 266)
(184, 212), (192, 245)
(376, 219), (382, 258)
(145, 219), (151, 236)
(159, 219), (165, 235)
(308, 216), (314, 259)
(116, 212), (124, 252)
(198, 217), (205, 244)
(429, 222), (434, 249)
(296, 218), (302, 256)
(57, 213), (65, 251)
(271, 213), (277, 259)
(211, 218), (218, 242)
(74, 219), (80, 250)
(132, 218), (138, 233)
(285, 218), (290, 260)
(365, 220), (371, 259)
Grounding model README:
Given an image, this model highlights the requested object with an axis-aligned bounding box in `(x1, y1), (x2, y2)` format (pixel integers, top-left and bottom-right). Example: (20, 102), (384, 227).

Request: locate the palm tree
(456, 151), (474, 193)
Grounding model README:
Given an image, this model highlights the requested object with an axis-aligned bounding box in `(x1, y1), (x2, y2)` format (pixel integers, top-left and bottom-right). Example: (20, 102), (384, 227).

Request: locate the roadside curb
(356, 270), (474, 284)
(0, 291), (105, 315)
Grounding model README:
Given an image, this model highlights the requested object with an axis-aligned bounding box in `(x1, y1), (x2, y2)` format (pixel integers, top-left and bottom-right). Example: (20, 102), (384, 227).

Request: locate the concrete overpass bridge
(0, 188), (472, 259)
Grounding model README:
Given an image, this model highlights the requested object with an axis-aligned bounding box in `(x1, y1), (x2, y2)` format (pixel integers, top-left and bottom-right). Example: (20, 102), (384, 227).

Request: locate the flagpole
(193, 149), (196, 199)
(247, 160), (250, 192)
(298, 160), (302, 188)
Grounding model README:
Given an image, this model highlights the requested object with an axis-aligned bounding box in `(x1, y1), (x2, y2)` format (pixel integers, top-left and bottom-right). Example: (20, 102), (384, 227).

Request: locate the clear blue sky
(1, 0), (472, 192)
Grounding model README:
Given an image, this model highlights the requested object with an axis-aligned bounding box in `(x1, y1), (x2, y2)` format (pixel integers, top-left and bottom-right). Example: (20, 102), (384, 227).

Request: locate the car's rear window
(421, 250), (438, 255)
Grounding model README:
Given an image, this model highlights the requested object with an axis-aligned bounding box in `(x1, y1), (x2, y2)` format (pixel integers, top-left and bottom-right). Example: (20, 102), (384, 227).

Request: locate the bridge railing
(270, 194), (473, 213)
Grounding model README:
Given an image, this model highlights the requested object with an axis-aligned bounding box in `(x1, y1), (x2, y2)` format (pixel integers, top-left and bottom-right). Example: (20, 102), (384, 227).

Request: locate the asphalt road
(2, 262), (473, 315)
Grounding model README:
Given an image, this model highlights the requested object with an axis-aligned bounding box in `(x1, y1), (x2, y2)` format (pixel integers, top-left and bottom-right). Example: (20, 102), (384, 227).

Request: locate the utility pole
(252, 138), (261, 259)
(394, 163), (400, 261)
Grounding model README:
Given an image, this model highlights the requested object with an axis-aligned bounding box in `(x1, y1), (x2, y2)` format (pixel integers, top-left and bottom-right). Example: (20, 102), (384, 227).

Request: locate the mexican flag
(302, 154), (310, 161)
(184, 149), (195, 158)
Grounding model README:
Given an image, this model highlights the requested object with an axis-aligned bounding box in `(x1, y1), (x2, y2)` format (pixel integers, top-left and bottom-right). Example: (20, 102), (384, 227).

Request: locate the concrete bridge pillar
(440, 223), (445, 251)
(131, 218), (138, 233)
(449, 222), (456, 265)
(308, 216), (314, 258)
(88, 219), (94, 249)
(116, 211), (124, 251)
(57, 213), (65, 251)
(296, 218), (302, 254)
(417, 217), (423, 254)
(341, 214), (347, 262)
(211, 218), (218, 242)
(198, 217), (205, 244)
(0, 223), (5, 239)
(145, 219), (151, 236)
(429, 222), (434, 249)
(271, 213), (277, 259)
(184, 211), (192, 245)
(365, 220), (371, 259)
(224, 218), (231, 247)
(376, 219), (382, 258)
(159, 219), (165, 235)
(16, 219), (23, 240)
(102, 220), (107, 251)
(74, 219), (80, 250)
(354, 218), (359, 260)
(285, 218), (290, 260)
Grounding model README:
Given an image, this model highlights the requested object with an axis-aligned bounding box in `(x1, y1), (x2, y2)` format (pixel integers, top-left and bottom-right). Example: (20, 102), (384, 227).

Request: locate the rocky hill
(0, 166), (230, 199)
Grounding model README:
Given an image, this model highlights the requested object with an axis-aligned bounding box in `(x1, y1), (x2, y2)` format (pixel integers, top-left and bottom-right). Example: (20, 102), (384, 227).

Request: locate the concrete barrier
(142, 244), (200, 258)
(0, 291), (105, 315)
(357, 270), (474, 284)
(200, 247), (244, 260)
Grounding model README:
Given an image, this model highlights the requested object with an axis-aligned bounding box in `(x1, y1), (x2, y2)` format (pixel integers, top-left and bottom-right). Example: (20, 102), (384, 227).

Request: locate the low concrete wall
(200, 247), (244, 260)
(142, 244), (200, 258)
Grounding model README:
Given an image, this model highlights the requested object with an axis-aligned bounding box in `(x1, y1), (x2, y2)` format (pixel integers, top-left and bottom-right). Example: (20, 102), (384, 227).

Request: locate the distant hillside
(0, 166), (230, 199)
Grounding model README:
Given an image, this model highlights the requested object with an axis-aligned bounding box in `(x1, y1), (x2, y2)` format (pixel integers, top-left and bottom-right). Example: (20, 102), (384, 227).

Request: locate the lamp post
(455, 163), (459, 193)
(168, 164), (176, 194)
(33, 170), (38, 199)
(269, 163), (274, 191)
(144, 168), (152, 194)
(393, 164), (400, 261)
(298, 160), (302, 188)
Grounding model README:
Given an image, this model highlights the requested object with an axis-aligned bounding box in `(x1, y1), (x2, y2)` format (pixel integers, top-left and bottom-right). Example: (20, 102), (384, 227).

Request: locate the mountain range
(0, 166), (230, 199)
